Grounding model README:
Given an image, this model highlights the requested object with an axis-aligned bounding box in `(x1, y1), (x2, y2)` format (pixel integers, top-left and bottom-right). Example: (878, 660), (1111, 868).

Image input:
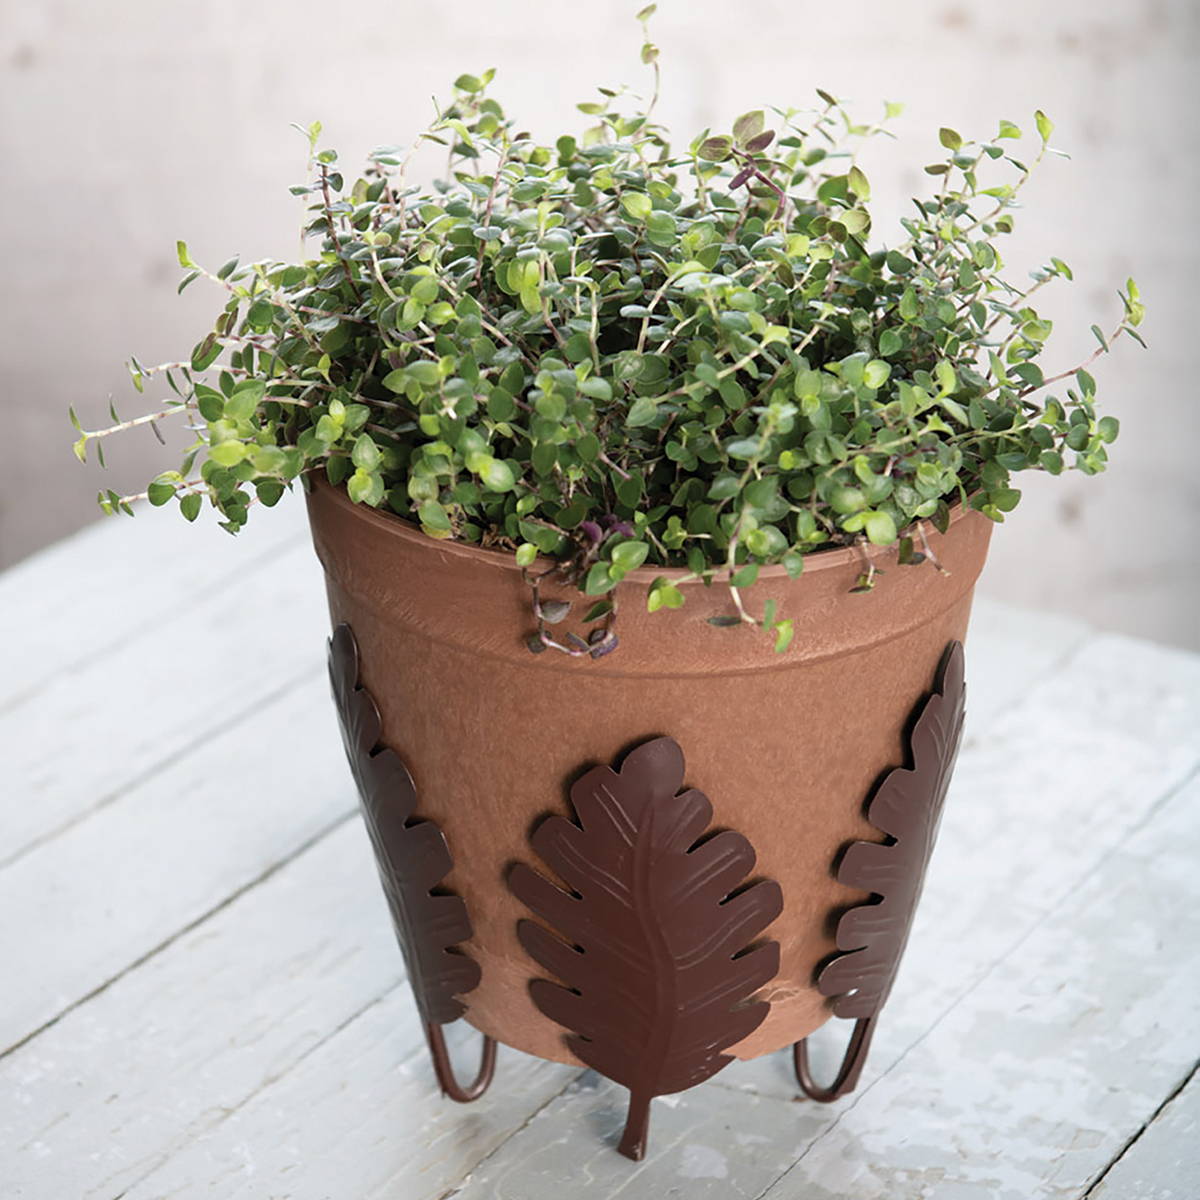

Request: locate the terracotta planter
(306, 478), (992, 1069)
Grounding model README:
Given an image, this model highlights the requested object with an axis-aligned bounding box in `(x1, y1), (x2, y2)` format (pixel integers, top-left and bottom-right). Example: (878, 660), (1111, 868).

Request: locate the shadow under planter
(310, 477), (989, 1159)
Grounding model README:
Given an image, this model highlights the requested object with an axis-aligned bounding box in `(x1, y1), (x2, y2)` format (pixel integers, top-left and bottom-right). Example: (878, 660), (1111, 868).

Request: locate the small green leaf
(620, 192), (653, 221)
(190, 335), (221, 373)
(879, 328), (903, 357)
(411, 276), (440, 304)
(584, 562), (615, 595)
(698, 135), (733, 162)
(991, 487), (1022, 512)
(626, 396), (659, 427)
(1035, 109), (1054, 142)
(773, 619), (794, 654)
(417, 499), (452, 531)
(730, 562), (759, 588)
(864, 359), (891, 389)
(180, 493), (202, 522)
(939, 127), (963, 151)
(611, 541), (649, 571)
(579, 377), (613, 402)
(487, 387), (517, 421)
(830, 485), (866, 515)
(847, 165), (871, 201)
(196, 389), (222, 421)
(864, 510), (897, 545)
(224, 380), (265, 422)
(732, 110), (765, 148)
(147, 478), (176, 507)
(725, 438), (763, 461)
(479, 456), (515, 492)
(208, 440), (247, 467)
(348, 468), (384, 507)
(935, 360), (957, 395)
(351, 434), (382, 470)
(645, 210), (677, 245)
(647, 579), (684, 612)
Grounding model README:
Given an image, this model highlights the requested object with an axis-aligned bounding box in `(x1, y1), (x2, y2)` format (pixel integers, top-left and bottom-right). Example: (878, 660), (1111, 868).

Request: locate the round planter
(306, 477), (993, 1067)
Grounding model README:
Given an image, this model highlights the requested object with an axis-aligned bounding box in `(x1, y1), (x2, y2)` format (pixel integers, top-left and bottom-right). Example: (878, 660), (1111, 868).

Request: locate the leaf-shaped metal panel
(817, 640), (967, 1019)
(510, 736), (782, 1161)
(328, 623), (481, 1026)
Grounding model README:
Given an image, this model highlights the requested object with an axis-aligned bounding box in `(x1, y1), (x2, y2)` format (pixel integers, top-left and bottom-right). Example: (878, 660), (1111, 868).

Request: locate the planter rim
(306, 473), (976, 588)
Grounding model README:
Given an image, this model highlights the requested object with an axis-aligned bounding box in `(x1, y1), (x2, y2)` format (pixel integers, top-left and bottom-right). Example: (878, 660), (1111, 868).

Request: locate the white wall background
(2, 0), (1196, 648)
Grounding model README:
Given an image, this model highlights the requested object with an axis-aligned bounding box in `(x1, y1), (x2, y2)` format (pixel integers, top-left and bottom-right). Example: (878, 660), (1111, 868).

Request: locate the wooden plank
(0, 679), (353, 1054)
(116, 1004), (580, 1200)
(1088, 1067), (1200, 1200)
(756, 773), (1200, 1200)
(0, 494), (309, 711)
(0, 818), (571, 1200)
(0, 821), (400, 1198)
(1, 537), (329, 869)
(719, 629), (1200, 1102)
(961, 597), (1091, 725)
(0, 813), (576, 1199)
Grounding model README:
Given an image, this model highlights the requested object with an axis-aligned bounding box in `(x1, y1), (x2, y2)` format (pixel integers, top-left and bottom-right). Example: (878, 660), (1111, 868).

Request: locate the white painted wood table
(3, 497), (1198, 1200)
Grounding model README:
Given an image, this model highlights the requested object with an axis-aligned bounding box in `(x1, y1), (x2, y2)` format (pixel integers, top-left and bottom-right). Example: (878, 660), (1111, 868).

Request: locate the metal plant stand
(328, 625), (966, 1161)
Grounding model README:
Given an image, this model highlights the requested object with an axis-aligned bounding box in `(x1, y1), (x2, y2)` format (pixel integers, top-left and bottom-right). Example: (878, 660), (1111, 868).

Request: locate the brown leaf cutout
(817, 641), (966, 1019)
(328, 623), (481, 1025)
(509, 736), (782, 1161)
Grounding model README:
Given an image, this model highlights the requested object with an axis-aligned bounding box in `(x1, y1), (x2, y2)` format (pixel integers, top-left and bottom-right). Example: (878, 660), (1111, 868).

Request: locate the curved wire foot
(424, 1021), (497, 1102)
(793, 1015), (877, 1102)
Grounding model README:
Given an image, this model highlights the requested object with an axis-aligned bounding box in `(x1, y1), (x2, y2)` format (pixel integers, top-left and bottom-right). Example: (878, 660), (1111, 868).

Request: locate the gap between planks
(1081, 1058), (1200, 1198)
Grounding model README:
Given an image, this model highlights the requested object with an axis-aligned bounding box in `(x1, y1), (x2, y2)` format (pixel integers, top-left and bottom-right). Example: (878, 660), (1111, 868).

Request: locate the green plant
(74, 9), (1144, 658)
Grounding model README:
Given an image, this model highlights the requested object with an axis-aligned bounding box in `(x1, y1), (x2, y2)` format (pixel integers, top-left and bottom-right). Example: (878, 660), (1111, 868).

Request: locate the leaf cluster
(77, 53), (1144, 655)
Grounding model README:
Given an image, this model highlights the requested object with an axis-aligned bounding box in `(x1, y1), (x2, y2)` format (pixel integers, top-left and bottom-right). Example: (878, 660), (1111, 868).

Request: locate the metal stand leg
(793, 1015), (877, 1102)
(424, 1021), (497, 1102)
